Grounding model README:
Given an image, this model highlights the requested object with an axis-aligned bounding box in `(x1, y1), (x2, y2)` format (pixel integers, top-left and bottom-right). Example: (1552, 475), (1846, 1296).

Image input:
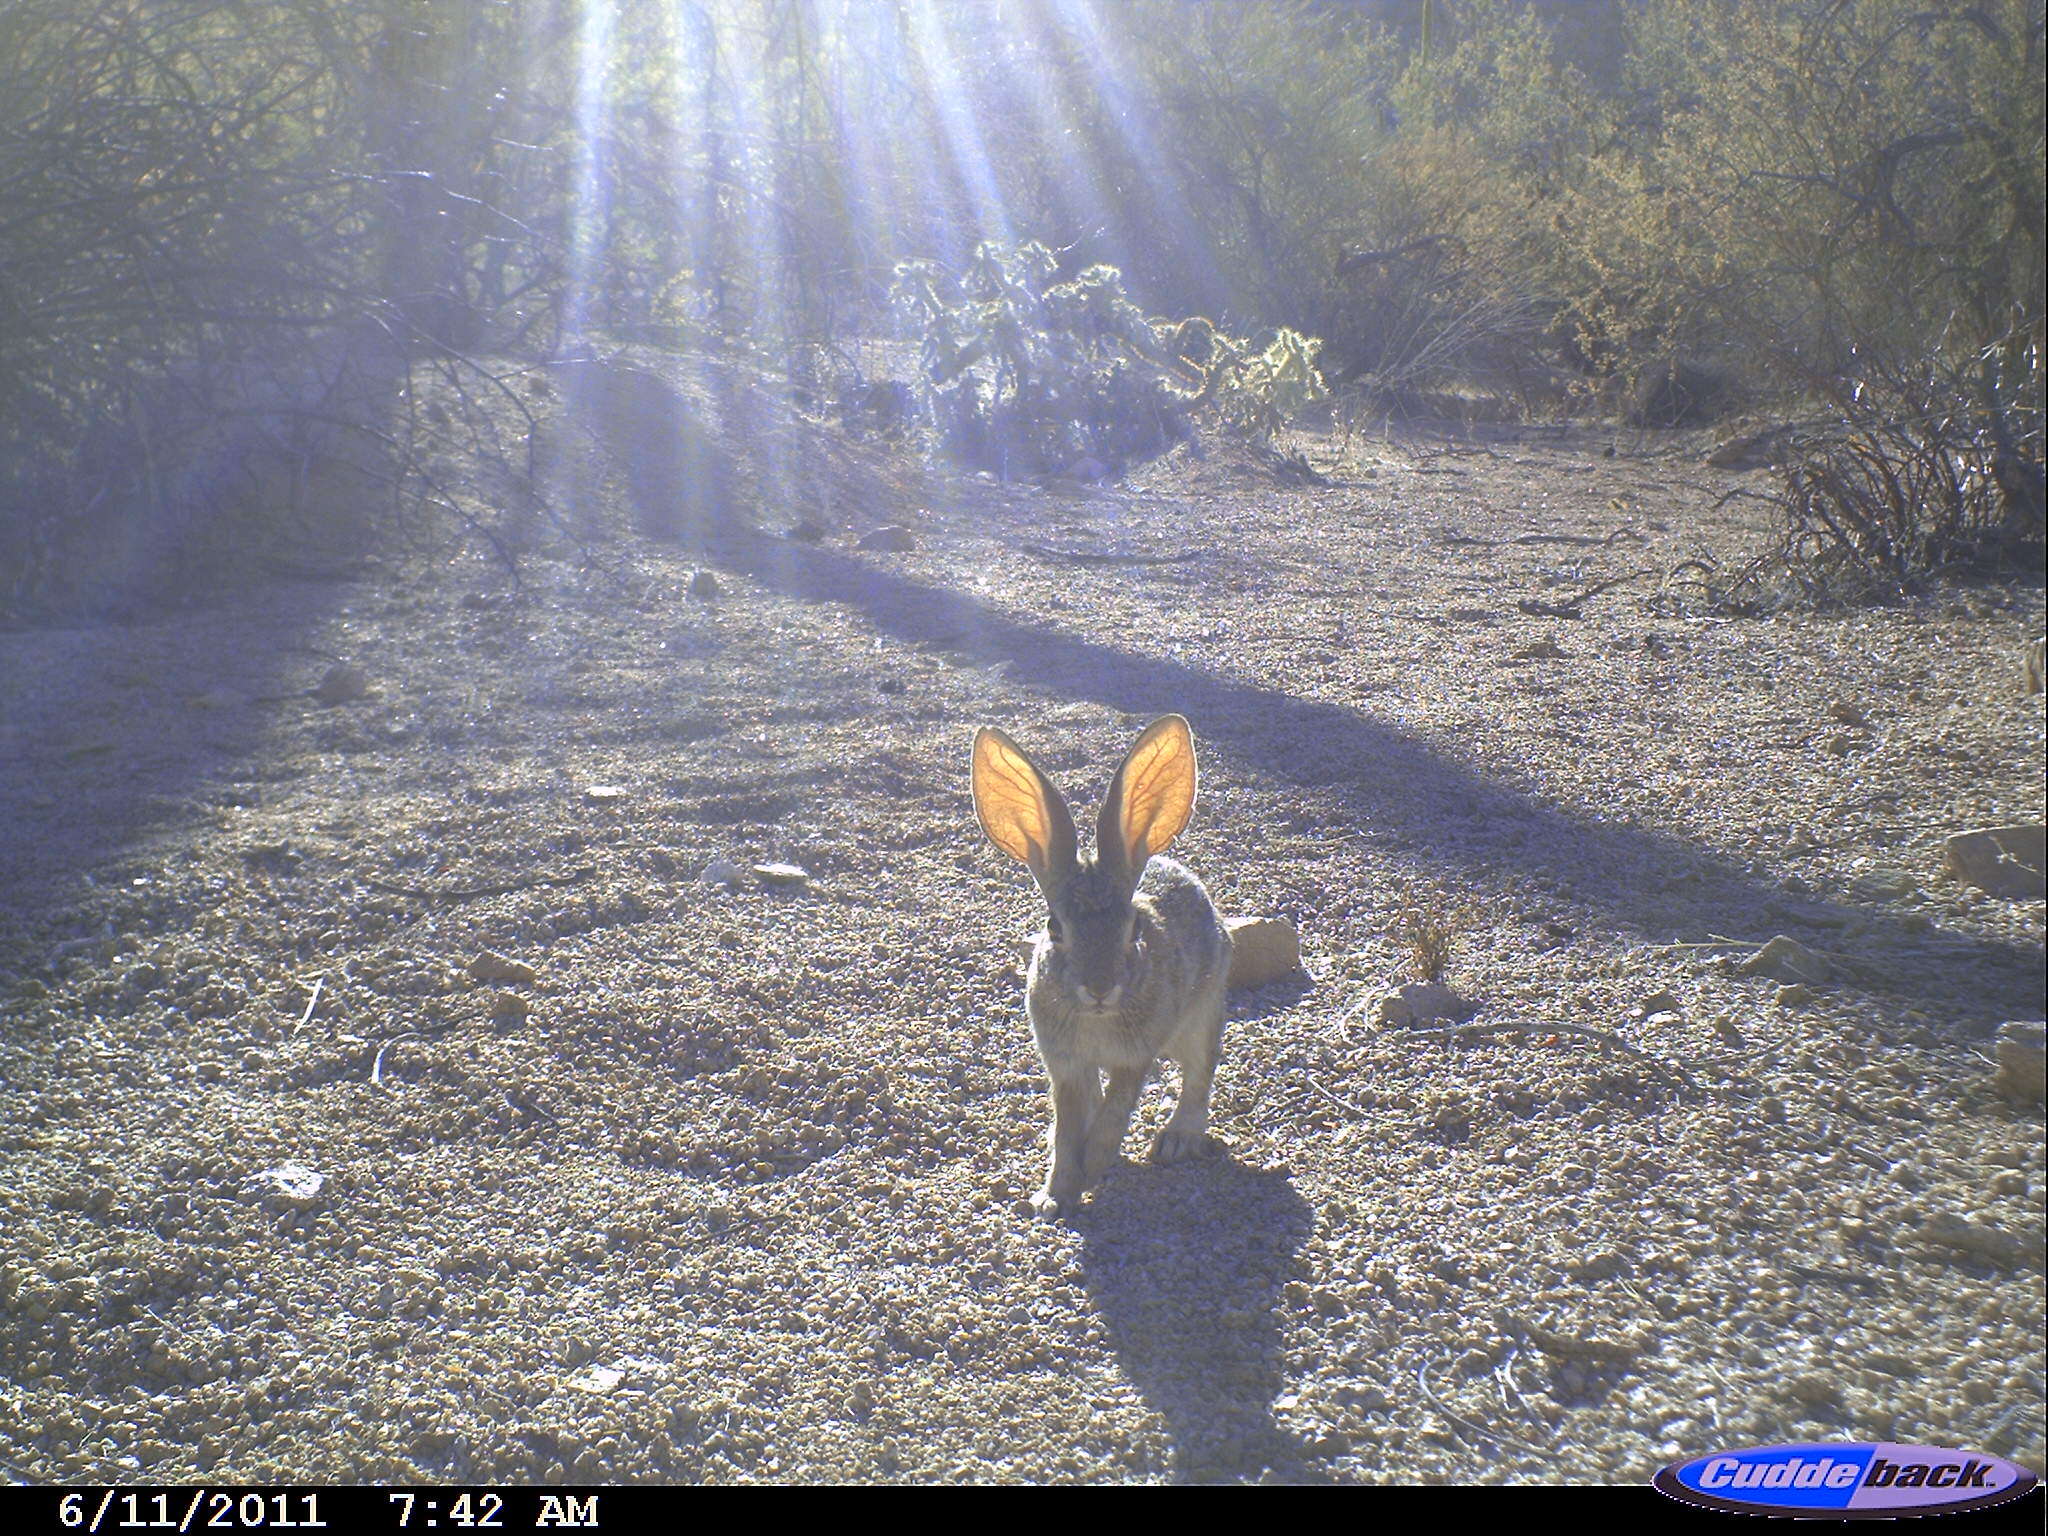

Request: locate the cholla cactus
(889, 240), (1328, 475)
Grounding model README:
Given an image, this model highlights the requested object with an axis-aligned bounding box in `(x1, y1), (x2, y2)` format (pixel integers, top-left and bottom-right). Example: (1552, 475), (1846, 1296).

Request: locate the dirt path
(2, 370), (2042, 1484)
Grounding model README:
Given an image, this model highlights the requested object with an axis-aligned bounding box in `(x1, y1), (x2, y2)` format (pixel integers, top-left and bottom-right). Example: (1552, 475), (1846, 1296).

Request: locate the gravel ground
(2, 351), (2043, 1484)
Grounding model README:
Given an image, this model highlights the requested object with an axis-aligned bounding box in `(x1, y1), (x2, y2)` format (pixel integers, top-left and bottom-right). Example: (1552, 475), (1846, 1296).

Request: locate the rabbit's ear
(1098, 714), (1197, 876)
(974, 727), (1079, 884)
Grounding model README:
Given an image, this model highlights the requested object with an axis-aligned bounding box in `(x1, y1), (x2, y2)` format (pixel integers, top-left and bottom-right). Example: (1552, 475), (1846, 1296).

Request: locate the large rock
(1739, 934), (1832, 984)
(1994, 1021), (2046, 1102)
(1375, 980), (1476, 1026)
(1226, 916), (1301, 988)
(1944, 825), (2047, 899)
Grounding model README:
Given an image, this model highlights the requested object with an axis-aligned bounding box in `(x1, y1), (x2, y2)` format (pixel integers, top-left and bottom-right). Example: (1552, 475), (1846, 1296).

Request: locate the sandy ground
(2, 350), (2043, 1484)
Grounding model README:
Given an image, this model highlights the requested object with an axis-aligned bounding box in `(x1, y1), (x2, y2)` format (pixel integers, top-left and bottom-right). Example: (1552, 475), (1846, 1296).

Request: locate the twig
(1517, 569), (1653, 619)
(1513, 528), (1647, 547)
(364, 865), (595, 901)
(294, 975), (324, 1038)
(1403, 1017), (1693, 1089)
(1020, 543), (1205, 567)
(1416, 1356), (1552, 1458)
(369, 1018), (461, 1088)
(1301, 1076), (1377, 1120)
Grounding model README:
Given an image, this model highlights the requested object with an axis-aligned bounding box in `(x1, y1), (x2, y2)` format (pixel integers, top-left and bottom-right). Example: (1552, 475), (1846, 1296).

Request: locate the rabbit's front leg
(1032, 1064), (1101, 1216)
(1153, 991), (1226, 1163)
(1084, 1064), (1149, 1185)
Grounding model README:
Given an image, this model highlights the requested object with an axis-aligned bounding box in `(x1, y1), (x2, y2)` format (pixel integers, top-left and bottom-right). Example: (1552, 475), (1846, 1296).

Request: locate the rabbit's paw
(1150, 1125), (1212, 1164)
(1028, 1185), (1068, 1219)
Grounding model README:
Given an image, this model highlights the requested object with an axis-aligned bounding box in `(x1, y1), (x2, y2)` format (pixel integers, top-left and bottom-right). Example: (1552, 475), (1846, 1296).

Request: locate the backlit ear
(1098, 714), (1197, 875)
(973, 727), (1078, 883)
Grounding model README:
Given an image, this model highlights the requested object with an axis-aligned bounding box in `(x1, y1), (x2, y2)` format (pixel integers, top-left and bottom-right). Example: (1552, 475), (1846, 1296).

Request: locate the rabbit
(972, 713), (1232, 1216)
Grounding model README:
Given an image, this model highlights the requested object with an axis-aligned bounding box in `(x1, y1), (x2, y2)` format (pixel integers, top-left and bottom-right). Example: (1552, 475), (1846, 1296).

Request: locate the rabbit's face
(1043, 861), (1140, 1008)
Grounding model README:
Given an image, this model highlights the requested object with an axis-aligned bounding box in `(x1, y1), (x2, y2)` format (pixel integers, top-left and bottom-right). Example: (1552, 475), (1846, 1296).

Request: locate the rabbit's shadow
(1072, 1154), (1323, 1483)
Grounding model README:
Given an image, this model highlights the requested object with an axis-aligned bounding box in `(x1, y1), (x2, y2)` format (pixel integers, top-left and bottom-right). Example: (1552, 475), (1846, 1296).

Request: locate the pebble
(311, 664), (370, 706)
(752, 862), (810, 888)
(468, 951), (537, 985)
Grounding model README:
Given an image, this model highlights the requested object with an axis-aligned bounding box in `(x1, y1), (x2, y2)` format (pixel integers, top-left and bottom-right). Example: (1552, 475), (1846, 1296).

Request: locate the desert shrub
(890, 240), (1327, 477)
(1559, 0), (2043, 397)
(0, 0), (573, 620)
(1726, 344), (2045, 606)
(1395, 893), (1465, 984)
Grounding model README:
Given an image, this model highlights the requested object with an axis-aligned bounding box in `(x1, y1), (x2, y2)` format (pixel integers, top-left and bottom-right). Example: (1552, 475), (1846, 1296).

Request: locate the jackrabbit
(972, 714), (1232, 1216)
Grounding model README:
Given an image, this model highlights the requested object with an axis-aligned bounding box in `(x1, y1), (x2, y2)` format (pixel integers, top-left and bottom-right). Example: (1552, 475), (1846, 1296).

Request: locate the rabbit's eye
(1047, 916), (1064, 944)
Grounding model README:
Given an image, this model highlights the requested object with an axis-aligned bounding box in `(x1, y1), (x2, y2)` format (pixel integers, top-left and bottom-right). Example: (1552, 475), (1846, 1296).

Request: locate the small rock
(1225, 916), (1301, 988)
(566, 1364), (624, 1394)
(1993, 1020), (2046, 1102)
(1943, 824), (2047, 899)
(1564, 1249), (1628, 1283)
(490, 991), (531, 1021)
(2026, 635), (2045, 695)
(856, 525), (917, 553)
(1828, 700), (1869, 726)
(583, 784), (630, 804)
(251, 1163), (324, 1207)
(786, 518), (828, 544)
(1634, 988), (1681, 1019)
(311, 664), (369, 706)
(700, 859), (745, 888)
(1376, 980), (1476, 1027)
(1916, 1212), (2037, 1269)
(1739, 934), (1831, 985)
(688, 569), (720, 599)
(752, 862), (810, 888)
(1775, 982), (1814, 1007)
(1510, 637), (1567, 661)
(468, 951), (537, 986)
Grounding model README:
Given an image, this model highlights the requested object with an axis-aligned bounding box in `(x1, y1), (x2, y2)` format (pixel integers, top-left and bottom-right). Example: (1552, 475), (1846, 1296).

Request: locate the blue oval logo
(1654, 1442), (2038, 1517)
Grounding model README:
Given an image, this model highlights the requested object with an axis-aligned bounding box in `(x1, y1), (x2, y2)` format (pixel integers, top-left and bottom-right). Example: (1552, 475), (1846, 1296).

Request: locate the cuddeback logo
(1654, 1442), (2039, 1517)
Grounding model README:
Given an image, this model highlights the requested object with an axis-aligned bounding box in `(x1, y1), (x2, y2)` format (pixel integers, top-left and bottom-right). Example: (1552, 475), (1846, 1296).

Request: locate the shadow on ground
(1075, 1157), (1321, 1482)
(0, 584), (355, 921)
(570, 368), (2038, 1029)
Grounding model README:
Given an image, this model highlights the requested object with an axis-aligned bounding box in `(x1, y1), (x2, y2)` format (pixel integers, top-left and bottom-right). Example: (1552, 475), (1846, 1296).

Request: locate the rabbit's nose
(1080, 982), (1123, 1010)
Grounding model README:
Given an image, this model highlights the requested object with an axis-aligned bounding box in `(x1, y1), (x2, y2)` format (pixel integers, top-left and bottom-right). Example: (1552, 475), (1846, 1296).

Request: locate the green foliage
(890, 240), (1326, 476)
(4, 0), (2040, 616)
